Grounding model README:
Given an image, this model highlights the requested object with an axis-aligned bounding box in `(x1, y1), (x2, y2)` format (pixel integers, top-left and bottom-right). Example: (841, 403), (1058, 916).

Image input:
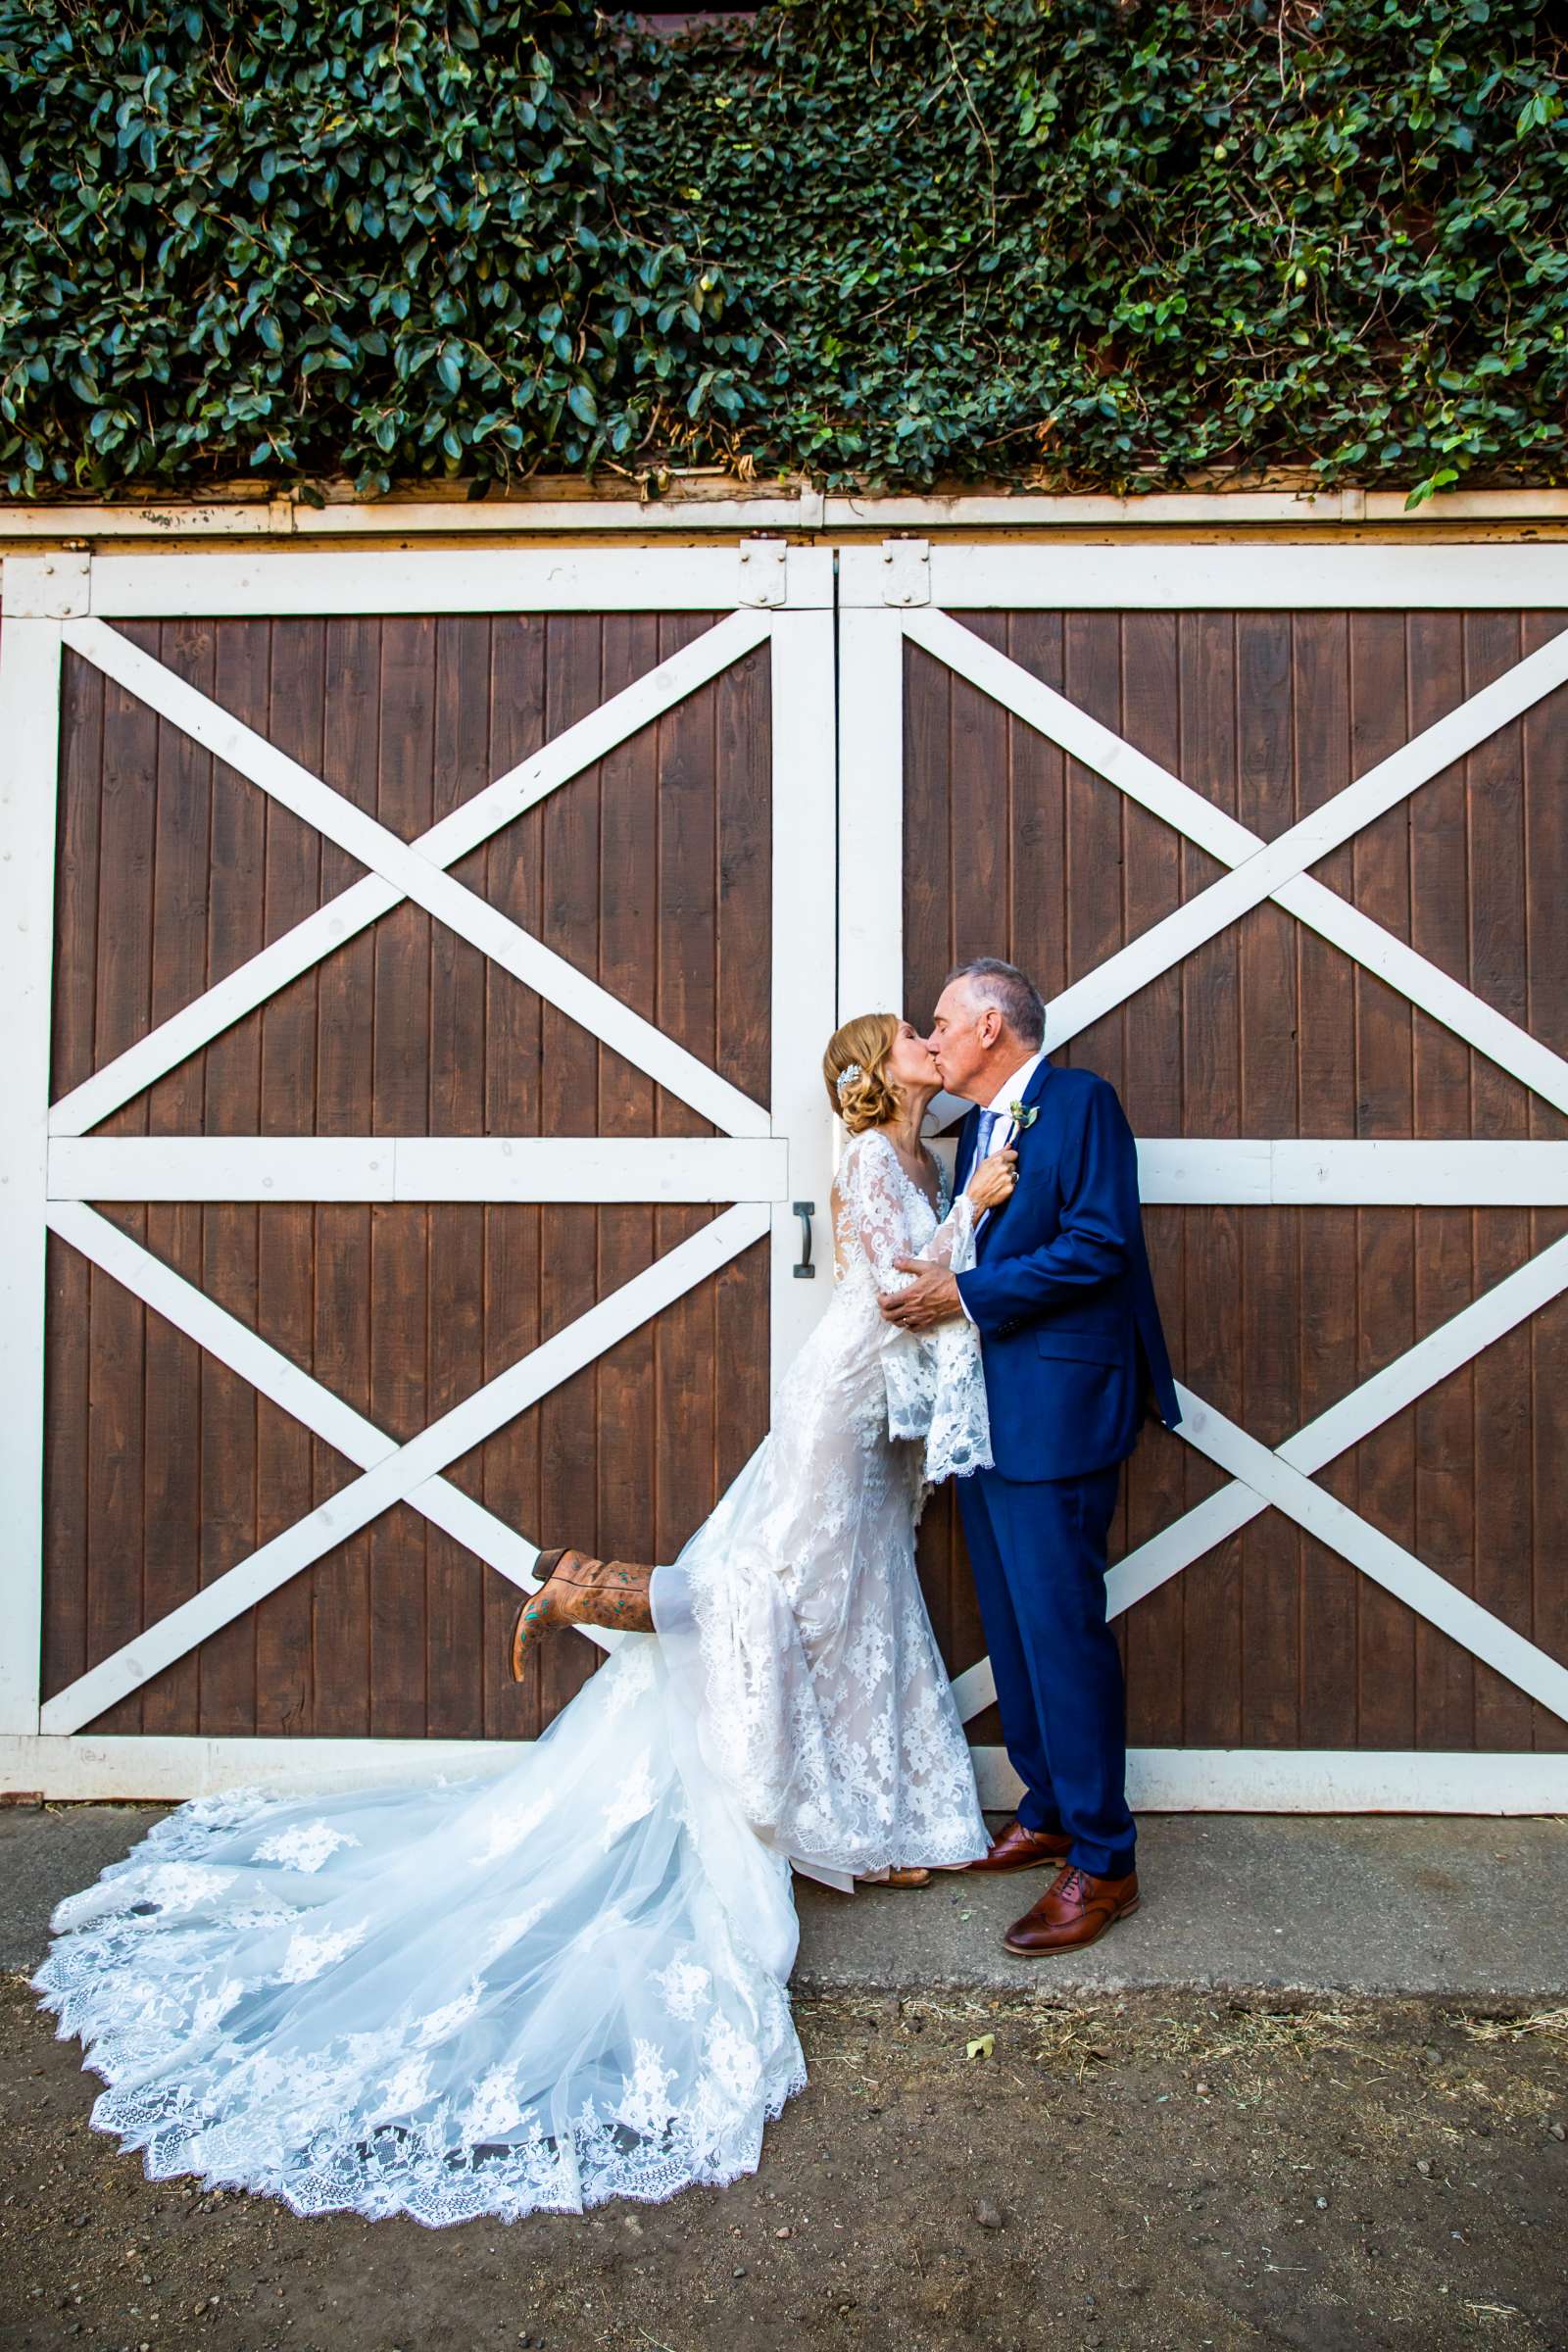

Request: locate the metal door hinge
(1, 550), (91, 617)
(738, 536), (788, 607)
(879, 537), (930, 607)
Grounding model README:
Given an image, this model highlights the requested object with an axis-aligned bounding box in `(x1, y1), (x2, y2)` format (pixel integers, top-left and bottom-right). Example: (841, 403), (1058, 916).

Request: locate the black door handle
(793, 1200), (815, 1279)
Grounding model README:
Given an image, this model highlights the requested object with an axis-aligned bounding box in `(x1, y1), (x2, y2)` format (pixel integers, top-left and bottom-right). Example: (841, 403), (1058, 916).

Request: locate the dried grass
(1455, 2007), (1568, 2048)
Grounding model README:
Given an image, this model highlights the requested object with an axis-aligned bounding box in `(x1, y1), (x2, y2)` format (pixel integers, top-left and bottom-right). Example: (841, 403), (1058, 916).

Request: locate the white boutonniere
(1007, 1100), (1040, 1131)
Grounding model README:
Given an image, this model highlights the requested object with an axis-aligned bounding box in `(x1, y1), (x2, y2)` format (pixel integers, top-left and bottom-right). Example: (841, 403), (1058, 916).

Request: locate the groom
(879, 958), (1180, 1955)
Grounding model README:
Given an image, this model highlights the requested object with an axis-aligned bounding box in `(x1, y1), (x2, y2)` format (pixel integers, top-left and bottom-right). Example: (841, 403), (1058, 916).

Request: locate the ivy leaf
(567, 381), (598, 426)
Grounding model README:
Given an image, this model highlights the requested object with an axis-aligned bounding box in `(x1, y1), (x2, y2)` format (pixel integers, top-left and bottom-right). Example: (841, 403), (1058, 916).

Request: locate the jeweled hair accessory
(835, 1062), (864, 1100)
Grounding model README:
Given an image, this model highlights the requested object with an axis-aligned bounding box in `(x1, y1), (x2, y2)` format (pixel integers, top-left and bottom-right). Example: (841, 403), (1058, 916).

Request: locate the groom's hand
(879, 1258), (963, 1330)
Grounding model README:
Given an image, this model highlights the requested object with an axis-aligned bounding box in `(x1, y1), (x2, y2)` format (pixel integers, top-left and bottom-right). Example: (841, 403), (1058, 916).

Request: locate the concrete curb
(5, 1803), (1566, 2002)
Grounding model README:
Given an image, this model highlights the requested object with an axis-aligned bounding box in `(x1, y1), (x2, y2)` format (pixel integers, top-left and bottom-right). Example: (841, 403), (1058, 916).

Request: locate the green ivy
(2, 0), (1564, 503)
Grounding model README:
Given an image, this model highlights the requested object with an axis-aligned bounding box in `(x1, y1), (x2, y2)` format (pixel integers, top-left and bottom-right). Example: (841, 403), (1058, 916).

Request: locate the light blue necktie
(973, 1107), (999, 1170)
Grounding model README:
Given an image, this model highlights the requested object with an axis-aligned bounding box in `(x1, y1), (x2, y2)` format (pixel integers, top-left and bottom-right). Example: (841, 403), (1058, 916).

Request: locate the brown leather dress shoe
(963, 1817), (1073, 1874)
(1003, 1864), (1140, 1956)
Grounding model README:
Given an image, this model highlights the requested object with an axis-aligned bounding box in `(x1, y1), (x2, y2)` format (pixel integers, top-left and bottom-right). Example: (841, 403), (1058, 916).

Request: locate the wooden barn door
(840, 538), (1568, 1812)
(1, 543), (835, 1797)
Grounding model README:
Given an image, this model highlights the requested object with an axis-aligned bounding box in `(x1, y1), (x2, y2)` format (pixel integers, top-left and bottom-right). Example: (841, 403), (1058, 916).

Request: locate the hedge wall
(2, 0), (1564, 503)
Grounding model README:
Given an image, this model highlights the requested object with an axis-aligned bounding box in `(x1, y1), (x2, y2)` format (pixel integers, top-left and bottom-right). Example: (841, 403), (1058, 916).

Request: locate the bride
(32, 1013), (1015, 2227)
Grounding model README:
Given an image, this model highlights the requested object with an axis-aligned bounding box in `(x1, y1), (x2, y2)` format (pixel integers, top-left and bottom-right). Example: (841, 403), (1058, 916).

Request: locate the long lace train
(31, 1640), (805, 2226)
(31, 1123), (991, 2225)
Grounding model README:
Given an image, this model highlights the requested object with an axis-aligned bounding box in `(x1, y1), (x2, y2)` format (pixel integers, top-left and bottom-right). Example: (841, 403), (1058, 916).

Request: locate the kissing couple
(34, 958), (1180, 2229)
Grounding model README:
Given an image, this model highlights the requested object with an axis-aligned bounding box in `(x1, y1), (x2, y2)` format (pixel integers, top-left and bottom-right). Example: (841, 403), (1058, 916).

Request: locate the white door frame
(0, 541), (837, 1796)
(840, 537), (1568, 1814)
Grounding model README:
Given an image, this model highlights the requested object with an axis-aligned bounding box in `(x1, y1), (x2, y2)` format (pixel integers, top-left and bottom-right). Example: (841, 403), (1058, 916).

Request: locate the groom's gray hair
(946, 957), (1047, 1050)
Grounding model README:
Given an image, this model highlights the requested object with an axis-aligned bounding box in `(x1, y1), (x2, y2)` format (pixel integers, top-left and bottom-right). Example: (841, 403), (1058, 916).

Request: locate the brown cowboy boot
(509, 1548), (657, 1682)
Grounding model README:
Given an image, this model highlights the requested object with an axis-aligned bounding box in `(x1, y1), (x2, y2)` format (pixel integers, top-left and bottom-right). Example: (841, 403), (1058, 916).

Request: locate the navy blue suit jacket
(953, 1057), (1180, 1482)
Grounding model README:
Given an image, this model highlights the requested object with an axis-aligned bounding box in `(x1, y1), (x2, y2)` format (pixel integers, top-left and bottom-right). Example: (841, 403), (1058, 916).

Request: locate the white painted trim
(835, 608), (906, 1019)
(81, 544), (836, 615)
(971, 1746), (1568, 1815)
(845, 541), (1568, 608)
(1135, 1139), (1568, 1205)
(906, 606), (1568, 1116)
(0, 551), (89, 616)
(64, 618), (769, 1139)
(47, 1136), (789, 1204)
(50, 607), (774, 1140)
(40, 1202), (767, 1733)
(768, 609), (841, 1393)
(0, 597), (63, 1735)
(4, 1734), (1564, 1809)
(0, 1734), (524, 1801)
(6, 486), (1568, 547)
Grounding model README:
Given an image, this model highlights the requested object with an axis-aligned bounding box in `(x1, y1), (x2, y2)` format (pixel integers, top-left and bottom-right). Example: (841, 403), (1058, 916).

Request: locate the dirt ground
(3, 1973), (1565, 2352)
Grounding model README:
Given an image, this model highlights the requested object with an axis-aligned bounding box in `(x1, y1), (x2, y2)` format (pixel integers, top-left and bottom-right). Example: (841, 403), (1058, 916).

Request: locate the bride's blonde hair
(822, 1012), (901, 1135)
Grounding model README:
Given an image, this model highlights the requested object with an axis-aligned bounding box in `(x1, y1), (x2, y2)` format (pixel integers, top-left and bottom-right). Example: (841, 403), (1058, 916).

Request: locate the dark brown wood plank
(903, 639), (952, 1020)
(310, 1205), (374, 1736)
(1406, 612), (1476, 1748)
(713, 627), (772, 1108)
(1168, 614), (1245, 1748)
(1058, 613), (1126, 1096)
(1231, 607), (1306, 1749)
(424, 617), (496, 1739)
(43, 653), (104, 1707)
(948, 613), (1010, 978)
(86, 629), (161, 1730)
(595, 613), (661, 1592)
(50, 651), (104, 1102)
(141, 619), (215, 1734)
(1347, 612), (1416, 1748)
(310, 616), (382, 1733)
(368, 618), (437, 1735)
(1523, 617), (1568, 1753)
(1531, 1246), (1568, 1752)
(195, 619), (273, 1732)
(1117, 613), (1191, 1746)
(478, 614), (549, 1740)
(537, 617), (610, 1724)
(1291, 612), (1360, 1747)
(252, 618), (326, 1736)
(1003, 612), (1067, 1000)
(1464, 612), (1535, 1752)
(711, 628), (773, 1504)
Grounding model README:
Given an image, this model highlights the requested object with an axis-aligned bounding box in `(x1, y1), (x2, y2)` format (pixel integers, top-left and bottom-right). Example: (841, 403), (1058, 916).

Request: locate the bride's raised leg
(508, 1547), (657, 1680)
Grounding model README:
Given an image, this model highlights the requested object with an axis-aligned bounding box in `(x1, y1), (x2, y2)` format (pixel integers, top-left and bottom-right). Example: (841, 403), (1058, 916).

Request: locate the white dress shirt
(956, 1049), (1048, 1322)
(973, 1049), (1049, 1158)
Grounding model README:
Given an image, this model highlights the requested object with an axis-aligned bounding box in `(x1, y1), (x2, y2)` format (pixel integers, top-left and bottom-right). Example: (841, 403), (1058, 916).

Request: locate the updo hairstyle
(822, 1011), (901, 1135)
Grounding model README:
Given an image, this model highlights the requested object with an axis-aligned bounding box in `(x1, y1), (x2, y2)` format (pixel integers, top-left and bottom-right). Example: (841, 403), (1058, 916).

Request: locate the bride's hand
(966, 1149), (1017, 1211)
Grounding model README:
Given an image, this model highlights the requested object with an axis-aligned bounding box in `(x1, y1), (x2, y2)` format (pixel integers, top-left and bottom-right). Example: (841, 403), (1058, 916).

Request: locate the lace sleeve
(830, 1128), (913, 1291)
(833, 1133), (992, 1486)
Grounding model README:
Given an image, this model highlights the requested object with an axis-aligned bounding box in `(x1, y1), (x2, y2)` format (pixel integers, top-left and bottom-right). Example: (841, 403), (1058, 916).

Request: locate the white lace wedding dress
(32, 1130), (991, 2227)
